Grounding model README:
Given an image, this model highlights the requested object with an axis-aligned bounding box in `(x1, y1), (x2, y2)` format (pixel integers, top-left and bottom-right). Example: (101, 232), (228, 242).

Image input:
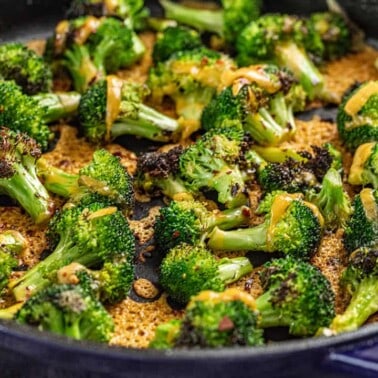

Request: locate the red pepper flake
(218, 316), (235, 332)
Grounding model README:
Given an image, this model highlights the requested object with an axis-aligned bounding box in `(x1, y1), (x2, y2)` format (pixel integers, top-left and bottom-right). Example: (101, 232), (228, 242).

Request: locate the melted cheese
(74, 16), (102, 45)
(349, 143), (375, 185)
(54, 20), (70, 55)
(191, 289), (257, 311)
(104, 0), (118, 13)
(221, 66), (282, 95)
(57, 263), (85, 285)
(106, 75), (123, 142)
(87, 207), (117, 220)
(345, 81), (378, 117)
(360, 188), (378, 222)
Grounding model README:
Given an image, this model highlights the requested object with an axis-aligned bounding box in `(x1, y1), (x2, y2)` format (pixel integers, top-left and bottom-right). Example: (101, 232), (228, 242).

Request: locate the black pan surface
(1, 1), (378, 377)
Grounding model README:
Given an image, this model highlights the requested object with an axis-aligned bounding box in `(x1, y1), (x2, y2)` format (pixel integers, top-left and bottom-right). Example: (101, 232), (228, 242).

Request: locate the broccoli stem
(156, 176), (191, 199)
(36, 158), (79, 198)
(209, 206), (250, 231)
(34, 92), (81, 123)
(255, 290), (292, 328)
(160, 0), (224, 36)
(207, 223), (269, 251)
(1, 164), (53, 224)
(217, 257), (253, 284)
(129, 33), (146, 64)
(269, 93), (296, 136)
(112, 104), (180, 142)
(331, 277), (378, 333)
(275, 41), (324, 101)
(245, 107), (289, 146)
(65, 320), (82, 340)
(11, 230), (102, 301)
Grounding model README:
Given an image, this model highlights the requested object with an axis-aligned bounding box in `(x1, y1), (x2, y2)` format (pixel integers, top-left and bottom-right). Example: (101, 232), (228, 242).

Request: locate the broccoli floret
(152, 26), (203, 63)
(256, 256), (335, 336)
(343, 188), (378, 253)
(245, 145), (334, 194)
(307, 168), (352, 230)
(15, 284), (114, 342)
(57, 258), (134, 304)
(307, 12), (351, 62)
(136, 146), (190, 199)
(327, 245), (378, 333)
(202, 65), (306, 146)
(160, 244), (252, 305)
(49, 17), (145, 92)
(37, 149), (134, 211)
(0, 230), (26, 292)
(155, 200), (250, 253)
(0, 81), (80, 149)
(175, 289), (263, 348)
(160, 0), (261, 45)
(10, 201), (135, 301)
(149, 319), (182, 350)
(208, 192), (323, 260)
(179, 132), (247, 208)
(349, 142), (378, 188)
(337, 82), (378, 150)
(68, 0), (149, 30)
(148, 48), (236, 129)
(0, 128), (54, 224)
(237, 15), (330, 101)
(79, 78), (179, 143)
(0, 43), (52, 95)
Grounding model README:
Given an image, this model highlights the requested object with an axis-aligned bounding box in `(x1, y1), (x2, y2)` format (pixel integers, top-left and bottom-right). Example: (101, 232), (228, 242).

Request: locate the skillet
(1, 1), (378, 377)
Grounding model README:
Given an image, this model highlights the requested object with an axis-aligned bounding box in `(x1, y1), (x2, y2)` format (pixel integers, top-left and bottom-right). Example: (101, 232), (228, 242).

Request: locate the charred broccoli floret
(208, 192), (323, 260)
(155, 199), (250, 252)
(0, 128), (54, 224)
(178, 131), (247, 208)
(0, 80), (80, 149)
(0, 43), (52, 95)
(337, 81), (378, 150)
(236, 14), (330, 101)
(160, 0), (261, 45)
(201, 65), (306, 146)
(328, 245), (378, 333)
(10, 201), (135, 301)
(37, 149), (134, 211)
(48, 17), (145, 92)
(307, 12), (351, 62)
(343, 188), (378, 253)
(79, 78), (179, 143)
(256, 256), (335, 336)
(152, 26), (203, 63)
(148, 48), (236, 129)
(67, 0), (149, 29)
(136, 146), (190, 199)
(307, 168), (352, 230)
(150, 289), (263, 349)
(160, 244), (252, 305)
(15, 284), (114, 342)
(349, 142), (378, 188)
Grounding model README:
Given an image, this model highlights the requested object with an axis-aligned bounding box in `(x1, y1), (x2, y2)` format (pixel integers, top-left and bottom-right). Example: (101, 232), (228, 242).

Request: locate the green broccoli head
(0, 43), (52, 95)
(208, 192), (323, 260)
(256, 256), (335, 336)
(329, 244), (378, 333)
(175, 289), (263, 348)
(149, 319), (182, 350)
(159, 243), (252, 305)
(349, 142), (378, 188)
(307, 12), (351, 61)
(11, 201), (135, 301)
(344, 188), (378, 253)
(160, 0), (261, 45)
(179, 132), (247, 208)
(337, 82), (378, 151)
(79, 77), (179, 143)
(15, 284), (114, 342)
(0, 248), (18, 293)
(0, 81), (52, 150)
(152, 26), (203, 63)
